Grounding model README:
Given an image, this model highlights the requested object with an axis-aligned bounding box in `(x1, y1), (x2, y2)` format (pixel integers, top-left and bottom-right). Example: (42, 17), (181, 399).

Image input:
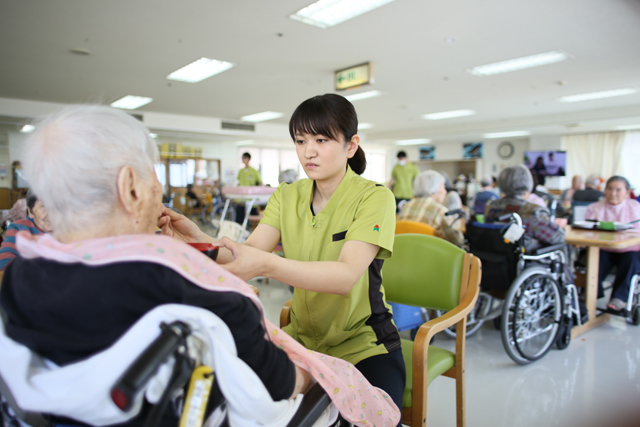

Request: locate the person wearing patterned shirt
(398, 170), (465, 247)
(485, 165), (565, 252)
(0, 189), (52, 271)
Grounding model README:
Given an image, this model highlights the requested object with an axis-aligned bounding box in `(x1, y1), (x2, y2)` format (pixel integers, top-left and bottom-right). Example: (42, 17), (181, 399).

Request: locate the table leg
(571, 245), (610, 338)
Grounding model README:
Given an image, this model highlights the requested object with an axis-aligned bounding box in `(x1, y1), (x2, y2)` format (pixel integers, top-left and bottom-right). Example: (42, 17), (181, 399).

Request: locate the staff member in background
(388, 150), (419, 212)
(214, 94), (405, 419)
(585, 176), (640, 311)
(0, 189), (52, 271)
(237, 152), (262, 186)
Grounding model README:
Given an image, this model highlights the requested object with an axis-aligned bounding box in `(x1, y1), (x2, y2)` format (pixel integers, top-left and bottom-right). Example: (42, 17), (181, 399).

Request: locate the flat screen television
(524, 150), (566, 177)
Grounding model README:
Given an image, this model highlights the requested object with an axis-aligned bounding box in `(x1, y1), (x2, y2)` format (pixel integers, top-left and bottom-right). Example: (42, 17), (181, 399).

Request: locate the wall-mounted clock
(497, 141), (515, 159)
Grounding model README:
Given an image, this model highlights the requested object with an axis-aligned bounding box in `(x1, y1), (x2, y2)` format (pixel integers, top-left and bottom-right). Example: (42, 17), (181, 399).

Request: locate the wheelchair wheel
(437, 292), (492, 338)
(632, 305), (640, 326)
(501, 266), (562, 365)
(555, 316), (572, 350)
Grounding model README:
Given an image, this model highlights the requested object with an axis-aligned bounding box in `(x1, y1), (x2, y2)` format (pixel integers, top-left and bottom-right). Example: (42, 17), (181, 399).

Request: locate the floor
(249, 277), (640, 427)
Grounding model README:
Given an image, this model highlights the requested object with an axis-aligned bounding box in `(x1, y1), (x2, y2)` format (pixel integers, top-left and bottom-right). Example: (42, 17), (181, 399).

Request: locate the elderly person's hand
(157, 205), (216, 244)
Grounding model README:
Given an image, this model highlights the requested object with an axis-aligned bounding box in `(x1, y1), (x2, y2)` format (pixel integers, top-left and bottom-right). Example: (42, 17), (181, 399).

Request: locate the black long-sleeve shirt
(0, 256), (295, 425)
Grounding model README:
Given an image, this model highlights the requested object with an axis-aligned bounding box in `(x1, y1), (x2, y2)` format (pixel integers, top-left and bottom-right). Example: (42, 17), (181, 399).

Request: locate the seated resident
(486, 165), (565, 252)
(0, 106), (312, 425)
(398, 170), (465, 247)
(474, 176), (499, 215)
(585, 176), (640, 311)
(574, 174), (604, 202)
(185, 183), (200, 207)
(0, 189), (52, 271)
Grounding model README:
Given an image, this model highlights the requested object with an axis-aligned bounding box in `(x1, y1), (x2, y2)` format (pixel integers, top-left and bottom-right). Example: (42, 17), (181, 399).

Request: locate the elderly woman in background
(585, 176), (640, 311)
(485, 164), (565, 252)
(0, 105), (311, 425)
(398, 170), (465, 247)
(0, 189), (52, 271)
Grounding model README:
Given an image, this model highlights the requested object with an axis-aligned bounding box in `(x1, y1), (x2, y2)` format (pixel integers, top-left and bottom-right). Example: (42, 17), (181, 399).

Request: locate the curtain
(561, 132), (626, 183)
(620, 131), (640, 190)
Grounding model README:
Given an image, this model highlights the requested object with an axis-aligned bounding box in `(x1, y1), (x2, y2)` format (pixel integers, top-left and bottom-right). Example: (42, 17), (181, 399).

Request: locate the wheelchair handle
(111, 321), (191, 411)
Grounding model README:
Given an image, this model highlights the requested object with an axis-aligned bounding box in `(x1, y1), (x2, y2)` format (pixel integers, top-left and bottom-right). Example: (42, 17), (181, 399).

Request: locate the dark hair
(606, 175), (630, 190)
(289, 94), (366, 175)
(186, 183), (193, 190)
(26, 188), (38, 216)
(242, 152), (251, 160)
(397, 151), (407, 159)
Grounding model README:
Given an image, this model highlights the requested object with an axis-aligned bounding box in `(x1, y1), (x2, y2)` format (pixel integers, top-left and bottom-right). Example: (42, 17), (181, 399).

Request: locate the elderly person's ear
(117, 166), (145, 215)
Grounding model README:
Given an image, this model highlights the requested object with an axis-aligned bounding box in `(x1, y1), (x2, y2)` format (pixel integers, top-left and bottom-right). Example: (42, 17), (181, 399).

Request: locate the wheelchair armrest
(533, 243), (566, 256)
(286, 382), (332, 427)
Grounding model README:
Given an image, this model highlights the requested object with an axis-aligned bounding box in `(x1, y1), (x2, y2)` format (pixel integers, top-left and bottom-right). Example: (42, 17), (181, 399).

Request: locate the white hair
(413, 170), (445, 198)
(278, 168), (298, 184)
(585, 174), (600, 187)
(22, 105), (159, 235)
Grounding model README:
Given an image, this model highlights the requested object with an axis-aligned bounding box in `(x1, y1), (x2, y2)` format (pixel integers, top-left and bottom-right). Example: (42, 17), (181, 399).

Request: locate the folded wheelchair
(458, 213), (582, 365)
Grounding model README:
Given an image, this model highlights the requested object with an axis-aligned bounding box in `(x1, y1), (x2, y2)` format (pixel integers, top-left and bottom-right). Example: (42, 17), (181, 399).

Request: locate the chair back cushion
(395, 220), (435, 236)
(382, 234), (464, 311)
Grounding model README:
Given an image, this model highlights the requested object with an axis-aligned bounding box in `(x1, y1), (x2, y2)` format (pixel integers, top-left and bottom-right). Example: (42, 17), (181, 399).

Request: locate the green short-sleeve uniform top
(260, 166), (400, 365)
(391, 162), (419, 199)
(238, 166), (262, 186)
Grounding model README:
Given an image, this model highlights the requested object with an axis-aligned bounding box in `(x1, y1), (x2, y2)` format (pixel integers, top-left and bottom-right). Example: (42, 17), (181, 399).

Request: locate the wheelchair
(0, 319), (340, 427)
(462, 213), (582, 365)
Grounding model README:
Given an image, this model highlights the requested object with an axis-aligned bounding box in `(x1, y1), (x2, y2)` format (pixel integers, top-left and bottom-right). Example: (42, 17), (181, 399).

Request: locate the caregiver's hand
(219, 236), (273, 281)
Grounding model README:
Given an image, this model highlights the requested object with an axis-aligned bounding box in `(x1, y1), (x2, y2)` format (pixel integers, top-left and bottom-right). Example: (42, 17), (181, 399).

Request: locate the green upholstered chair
(382, 233), (481, 427)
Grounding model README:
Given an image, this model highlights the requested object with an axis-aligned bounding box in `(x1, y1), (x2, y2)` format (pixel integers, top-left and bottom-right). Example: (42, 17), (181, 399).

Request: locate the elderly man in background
(0, 189), (52, 271)
(574, 174), (604, 202)
(486, 165), (565, 252)
(585, 176), (640, 311)
(473, 176), (499, 216)
(398, 170), (465, 247)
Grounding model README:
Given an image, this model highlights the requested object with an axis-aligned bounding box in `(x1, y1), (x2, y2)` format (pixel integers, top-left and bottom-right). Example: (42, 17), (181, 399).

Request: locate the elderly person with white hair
(573, 173), (604, 202)
(398, 170), (465, 247)
(485, 165), (565, 252)
(473, 175), (499, 215)
(0, 105), (316, 426)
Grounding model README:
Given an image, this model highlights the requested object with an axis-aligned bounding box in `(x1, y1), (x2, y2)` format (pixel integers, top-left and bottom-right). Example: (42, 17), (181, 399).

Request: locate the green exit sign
(335, 62), (372, 91)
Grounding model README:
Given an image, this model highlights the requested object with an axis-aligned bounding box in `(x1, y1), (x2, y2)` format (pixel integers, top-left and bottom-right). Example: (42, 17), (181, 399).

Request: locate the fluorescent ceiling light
(344, 90), (381, 102)
(395, 138), (431, 146)
(20, 124), (35, 133)
(483, 131), (531, 138)
(235, 140), (254, 146)
(149, 133), (158, 139)
(557, 88), (638, 103)
(616, 124), (640, 130)
(240, 111), (284, 122)
(167, 58), (234, 83)
(467, 50), (570, 76)
(422, 109), (475, 120)
(290, 0), (397, 28)
(110, 95), (153, 110)
(358, 123), (373, 129)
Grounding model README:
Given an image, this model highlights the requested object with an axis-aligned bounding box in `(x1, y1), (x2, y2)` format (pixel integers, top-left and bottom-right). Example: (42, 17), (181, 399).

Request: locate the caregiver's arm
(220, 233), (379, 296)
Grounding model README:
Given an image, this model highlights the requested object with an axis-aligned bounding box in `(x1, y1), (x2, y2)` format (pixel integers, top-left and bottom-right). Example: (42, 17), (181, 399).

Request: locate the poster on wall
(419, 146), (436, 160)
(463, 142), (483, 159)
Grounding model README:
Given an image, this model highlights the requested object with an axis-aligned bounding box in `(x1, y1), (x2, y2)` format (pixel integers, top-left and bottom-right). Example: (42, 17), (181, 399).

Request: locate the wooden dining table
(565, 225), (640, 338)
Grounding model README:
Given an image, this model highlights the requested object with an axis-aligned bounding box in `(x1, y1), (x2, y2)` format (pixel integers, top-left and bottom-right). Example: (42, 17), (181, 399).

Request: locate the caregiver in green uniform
(219, 94), (405, 415)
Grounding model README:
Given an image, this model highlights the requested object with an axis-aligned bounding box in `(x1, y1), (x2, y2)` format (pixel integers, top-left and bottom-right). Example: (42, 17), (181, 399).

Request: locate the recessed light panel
(20, 124), (35, 133)
(616, 124), (640, 130)
(422, 110), (475, 120)
(558, 88), (638, 103)
(290, 0), (397, 28)
(467, 51), (570, 76)
(167, 58), (234, 83)
(483, 131), (530, 138)
(358, 123), (373, 129)
(110, 96), (153, 110)
(395, 138), (431, 146)
(344, 90), (381, 102)
(241, 112), (284, 122)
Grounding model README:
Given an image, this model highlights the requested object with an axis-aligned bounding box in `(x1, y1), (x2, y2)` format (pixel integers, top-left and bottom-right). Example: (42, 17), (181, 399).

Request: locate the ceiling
(1, 0), (640, 144)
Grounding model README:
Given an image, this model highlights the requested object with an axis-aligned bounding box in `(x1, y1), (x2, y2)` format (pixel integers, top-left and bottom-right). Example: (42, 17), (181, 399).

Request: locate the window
(361, 150), (387, 184)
